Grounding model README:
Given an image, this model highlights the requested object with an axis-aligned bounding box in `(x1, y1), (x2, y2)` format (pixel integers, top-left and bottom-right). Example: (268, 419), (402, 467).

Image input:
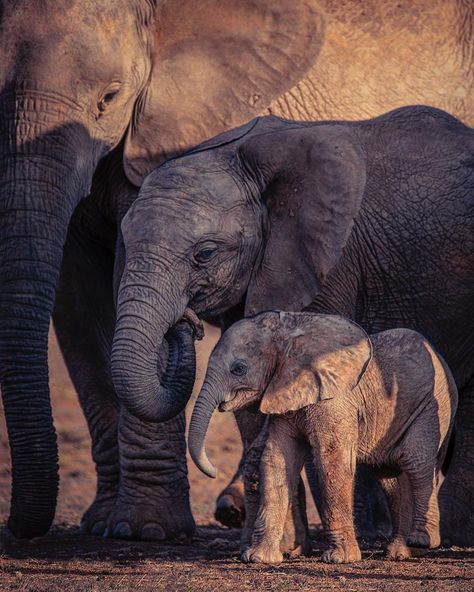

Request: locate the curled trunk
(111, 263), (198, 423)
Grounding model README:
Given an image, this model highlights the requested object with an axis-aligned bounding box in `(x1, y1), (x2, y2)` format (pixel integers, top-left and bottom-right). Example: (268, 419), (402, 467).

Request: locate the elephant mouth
(219, 389), (260, 412)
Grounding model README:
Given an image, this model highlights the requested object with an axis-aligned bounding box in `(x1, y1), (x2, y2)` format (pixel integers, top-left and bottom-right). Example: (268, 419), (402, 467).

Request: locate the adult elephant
(114, 107), (474, 548)
(0, 0), (472, 541)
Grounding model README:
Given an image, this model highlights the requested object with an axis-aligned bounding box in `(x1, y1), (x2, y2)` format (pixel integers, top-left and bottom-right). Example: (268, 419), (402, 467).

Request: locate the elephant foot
(215, 482), (245, 528)
(104, 491), (195, 541)
(241, 543), (283, 565)
(321, 541), (362, 564)
(80, 491), (117, 536)
(407, 526), (440, 549)
(386, 537), (412, 560)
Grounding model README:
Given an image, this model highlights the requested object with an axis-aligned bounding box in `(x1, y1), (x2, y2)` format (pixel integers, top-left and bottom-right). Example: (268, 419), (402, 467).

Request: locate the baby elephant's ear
(260, 364), (318, 415)
(259, 315), (372, 414)
(311, 316), (372, 401)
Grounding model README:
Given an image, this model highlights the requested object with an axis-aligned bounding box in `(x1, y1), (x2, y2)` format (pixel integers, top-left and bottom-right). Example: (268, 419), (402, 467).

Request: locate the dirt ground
(0, 330), (473, 591)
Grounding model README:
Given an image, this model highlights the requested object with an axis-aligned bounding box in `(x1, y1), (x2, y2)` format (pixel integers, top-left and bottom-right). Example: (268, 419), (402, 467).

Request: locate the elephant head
(187, 311), (372, 478)
(0, 0), (323, 538)
(113, 116), (366, 423)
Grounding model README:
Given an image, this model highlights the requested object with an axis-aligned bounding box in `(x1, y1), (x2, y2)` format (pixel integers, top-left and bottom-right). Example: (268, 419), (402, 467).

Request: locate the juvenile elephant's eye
(194, 241), (218, 264)
(98, 86), (121, 112)
(230, 359), (248, 377)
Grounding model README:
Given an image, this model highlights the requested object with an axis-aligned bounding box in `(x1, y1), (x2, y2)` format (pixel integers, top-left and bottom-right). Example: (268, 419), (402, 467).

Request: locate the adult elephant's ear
(123, 0), (324, 186)
(242, 125), (366, 315)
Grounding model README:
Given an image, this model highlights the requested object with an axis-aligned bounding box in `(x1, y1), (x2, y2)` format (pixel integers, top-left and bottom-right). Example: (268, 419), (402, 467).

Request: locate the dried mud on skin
(0, 331), (474, 592)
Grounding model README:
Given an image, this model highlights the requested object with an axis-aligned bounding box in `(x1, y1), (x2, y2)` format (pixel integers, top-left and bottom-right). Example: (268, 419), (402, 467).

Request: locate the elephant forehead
(130, 171), (248, 243)
(146, 154), (244, 206)
(218, 320), (266, 358)
(1, 2), (140, 76)
(123, 195), (245, 247)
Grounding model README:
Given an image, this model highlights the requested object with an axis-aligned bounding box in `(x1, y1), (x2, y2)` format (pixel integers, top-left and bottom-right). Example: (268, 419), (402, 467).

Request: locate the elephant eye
(98, 85), (121, 112)
(194, 241), (218, 264)
(230, 359), (248, 377)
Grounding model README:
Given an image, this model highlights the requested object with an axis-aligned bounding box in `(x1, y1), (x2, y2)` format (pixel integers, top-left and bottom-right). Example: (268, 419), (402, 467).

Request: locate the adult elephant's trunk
(0, 96), (96, 538)
(188, 382), (222, 478)
(111, 259), (199, 423)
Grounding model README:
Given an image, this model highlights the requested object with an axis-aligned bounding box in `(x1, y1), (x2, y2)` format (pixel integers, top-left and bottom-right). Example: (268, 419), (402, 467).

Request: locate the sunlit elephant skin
(116, 107), (474, 547)
(1, 0), (473, 541)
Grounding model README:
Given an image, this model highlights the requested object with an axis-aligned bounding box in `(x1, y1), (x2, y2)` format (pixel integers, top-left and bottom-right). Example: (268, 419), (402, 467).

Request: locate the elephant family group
(0, 0), (473, 546)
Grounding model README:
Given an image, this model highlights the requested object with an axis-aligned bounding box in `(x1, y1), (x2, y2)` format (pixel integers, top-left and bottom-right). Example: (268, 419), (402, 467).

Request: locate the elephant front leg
(439, 380), (474, 547)
(312, 431), (361, 563)
(242, 422), (307, 565)
(78, 404), (120, 535)
(105, 408), (195, 541)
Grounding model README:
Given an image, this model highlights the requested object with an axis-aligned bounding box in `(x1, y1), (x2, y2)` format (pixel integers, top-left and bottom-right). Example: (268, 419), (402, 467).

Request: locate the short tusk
(182, 307), (205, 341)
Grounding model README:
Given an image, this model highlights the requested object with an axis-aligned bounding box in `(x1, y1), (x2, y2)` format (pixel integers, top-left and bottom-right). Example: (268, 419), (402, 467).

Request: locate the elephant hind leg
(439, 379), (474, 547)
(382, 474), (413, 560)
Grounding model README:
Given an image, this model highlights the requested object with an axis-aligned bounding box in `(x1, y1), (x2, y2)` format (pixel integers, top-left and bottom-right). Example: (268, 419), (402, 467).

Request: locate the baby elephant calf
(189, 311), (457, 564)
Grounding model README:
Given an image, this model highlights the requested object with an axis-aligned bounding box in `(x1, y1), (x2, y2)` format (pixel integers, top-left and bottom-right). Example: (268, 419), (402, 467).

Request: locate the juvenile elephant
(188, 312), (458, 564)
(115, 106), (474, 546)
(1, 0), (473, 540)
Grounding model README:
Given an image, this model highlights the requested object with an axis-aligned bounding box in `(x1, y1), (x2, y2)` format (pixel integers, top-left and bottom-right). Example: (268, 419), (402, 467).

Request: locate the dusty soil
(0, 329), (473, 591)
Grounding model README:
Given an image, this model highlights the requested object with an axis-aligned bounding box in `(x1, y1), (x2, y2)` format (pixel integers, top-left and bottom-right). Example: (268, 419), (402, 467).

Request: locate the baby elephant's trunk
(188, 384), (222, 478)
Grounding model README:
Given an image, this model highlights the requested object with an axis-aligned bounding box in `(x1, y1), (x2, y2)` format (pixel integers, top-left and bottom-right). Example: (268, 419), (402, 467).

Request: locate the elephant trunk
(0, 96), (96, 538)
(111, 260), (199, 423)
(188, 379), (223, 478)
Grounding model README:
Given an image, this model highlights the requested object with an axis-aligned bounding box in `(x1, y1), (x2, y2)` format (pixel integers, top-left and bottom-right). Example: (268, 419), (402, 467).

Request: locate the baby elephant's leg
(242, 419), (306, 565)
(381, 474), (414, 560)
(313, 436), (361, 563)
(406, 469), (440, 548)
(400, 435), (441, 549)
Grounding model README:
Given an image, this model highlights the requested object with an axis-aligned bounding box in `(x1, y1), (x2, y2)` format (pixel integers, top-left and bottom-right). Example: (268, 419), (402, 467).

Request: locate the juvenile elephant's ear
(243, 125), (366, 315)
(260, 315), (372, 414)
(123, 0), (324, 186)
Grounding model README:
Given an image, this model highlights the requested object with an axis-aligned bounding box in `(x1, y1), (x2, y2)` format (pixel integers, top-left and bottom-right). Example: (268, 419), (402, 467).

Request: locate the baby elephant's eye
(230, 359), (248, 377)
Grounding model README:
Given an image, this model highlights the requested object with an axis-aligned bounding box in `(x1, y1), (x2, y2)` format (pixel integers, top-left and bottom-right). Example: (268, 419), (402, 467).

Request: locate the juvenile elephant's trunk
(111, 260), (198, 423)
(188, 382), (222, 478)
(0, 95), (97, 538)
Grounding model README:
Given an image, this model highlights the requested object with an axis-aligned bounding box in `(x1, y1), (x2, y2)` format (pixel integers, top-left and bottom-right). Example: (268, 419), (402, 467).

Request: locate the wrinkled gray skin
(0, 0), (324, 540)
(1, 0), (474, 542)
(118, 107), (474, 546)
(189, 312), (458, 564)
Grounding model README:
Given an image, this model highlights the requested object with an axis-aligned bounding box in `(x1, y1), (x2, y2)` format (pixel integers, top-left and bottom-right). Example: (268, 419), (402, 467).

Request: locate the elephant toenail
(113, 521), (133, 539)
(141, 523), (167, 541)
(91, 521), (106, 536)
